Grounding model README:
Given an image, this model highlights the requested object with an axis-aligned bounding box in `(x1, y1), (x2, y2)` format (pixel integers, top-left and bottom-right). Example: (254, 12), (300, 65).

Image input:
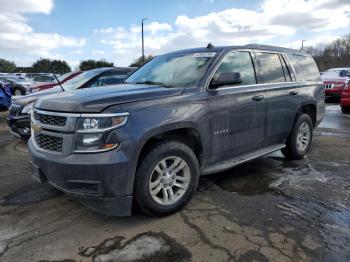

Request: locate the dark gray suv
(28, 44), (325, 216)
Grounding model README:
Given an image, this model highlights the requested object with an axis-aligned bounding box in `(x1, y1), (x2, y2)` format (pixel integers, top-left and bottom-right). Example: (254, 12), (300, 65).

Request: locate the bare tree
(305, 34), (350, 71)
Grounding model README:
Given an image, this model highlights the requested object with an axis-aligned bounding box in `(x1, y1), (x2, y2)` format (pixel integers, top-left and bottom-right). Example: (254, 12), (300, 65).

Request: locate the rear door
(207, 51), (267, 164)
(255, 51), (299, 145)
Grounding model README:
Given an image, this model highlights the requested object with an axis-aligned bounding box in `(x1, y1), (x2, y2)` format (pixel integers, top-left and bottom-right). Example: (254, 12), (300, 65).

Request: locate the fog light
(82, 133), (102, 145)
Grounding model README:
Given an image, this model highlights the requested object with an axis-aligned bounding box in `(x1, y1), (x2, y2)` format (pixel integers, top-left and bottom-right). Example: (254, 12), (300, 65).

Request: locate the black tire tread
(282, 113), (313, 160)
(341, 107), (350, 114)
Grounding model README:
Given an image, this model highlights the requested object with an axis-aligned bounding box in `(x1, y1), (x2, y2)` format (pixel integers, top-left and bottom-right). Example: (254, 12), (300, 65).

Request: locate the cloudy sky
(0, 0), (349, 69)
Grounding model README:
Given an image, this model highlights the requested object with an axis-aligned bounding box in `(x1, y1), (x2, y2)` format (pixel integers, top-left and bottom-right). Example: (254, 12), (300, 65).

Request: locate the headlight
(22, 102), (34, 114)
(74, 113), (128, 153)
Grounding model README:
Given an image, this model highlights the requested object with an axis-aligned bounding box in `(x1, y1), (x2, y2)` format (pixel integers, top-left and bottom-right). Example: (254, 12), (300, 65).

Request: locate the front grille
(9, 104), (22, 116)
(35, 133), (63, 152)
(34, 112), (66, 126)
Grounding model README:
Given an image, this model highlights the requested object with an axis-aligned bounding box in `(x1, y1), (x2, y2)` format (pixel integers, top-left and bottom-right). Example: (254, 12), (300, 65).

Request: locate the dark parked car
(28, 45), (325, 217)
(27, 71), (82, 93)
(0, 76), (33, 95)
(7, 67), (136, 139)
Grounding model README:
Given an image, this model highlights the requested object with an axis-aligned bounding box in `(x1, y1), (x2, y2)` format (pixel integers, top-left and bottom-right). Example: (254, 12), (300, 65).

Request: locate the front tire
(282, 114), (313, 160)
(134, 140), (199, 217)
(341, 107), (350, 114)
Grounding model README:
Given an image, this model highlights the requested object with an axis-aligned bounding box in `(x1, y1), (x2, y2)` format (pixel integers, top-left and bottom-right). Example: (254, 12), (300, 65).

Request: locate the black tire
(341, 107), (350, 114)
(134, 140), (199, 217)
(12, 87), (24, 96)
(282, 114), (313, 160)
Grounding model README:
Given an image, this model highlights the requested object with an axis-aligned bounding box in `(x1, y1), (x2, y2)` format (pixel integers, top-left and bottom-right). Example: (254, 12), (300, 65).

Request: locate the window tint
(256, 53), (286, 83)
(214, 51), (256, 86)
(339, 70), (350, 77)
(89, 74), (128, 87)
(33, 76), (43, 81)
(288, 54), (320, 81)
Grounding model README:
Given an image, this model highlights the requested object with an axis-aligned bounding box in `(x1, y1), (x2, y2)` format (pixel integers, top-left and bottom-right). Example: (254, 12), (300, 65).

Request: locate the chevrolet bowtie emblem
(31, 123), (42, 133)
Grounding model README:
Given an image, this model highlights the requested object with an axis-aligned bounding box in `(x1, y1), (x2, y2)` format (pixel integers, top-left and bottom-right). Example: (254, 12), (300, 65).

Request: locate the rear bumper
(28, 138), (134, 216)
(7, 114), (31, 139)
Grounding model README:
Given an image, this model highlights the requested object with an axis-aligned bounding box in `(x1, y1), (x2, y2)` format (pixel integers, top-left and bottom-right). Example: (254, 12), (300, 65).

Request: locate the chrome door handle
(252, 95), (265, 101)
(289, 90), (299, 95)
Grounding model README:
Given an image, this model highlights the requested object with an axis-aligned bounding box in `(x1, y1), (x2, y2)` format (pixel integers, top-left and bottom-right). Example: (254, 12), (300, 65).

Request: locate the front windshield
(62, 69), (105, 91)
(125, 52), (217, 87)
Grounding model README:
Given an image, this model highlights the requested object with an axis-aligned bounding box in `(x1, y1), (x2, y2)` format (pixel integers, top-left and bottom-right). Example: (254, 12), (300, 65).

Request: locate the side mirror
(210, 72), (242, 88)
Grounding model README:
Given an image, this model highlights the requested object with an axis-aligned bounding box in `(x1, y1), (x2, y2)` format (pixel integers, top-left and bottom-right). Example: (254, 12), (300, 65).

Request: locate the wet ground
(0, 105), (349, 262)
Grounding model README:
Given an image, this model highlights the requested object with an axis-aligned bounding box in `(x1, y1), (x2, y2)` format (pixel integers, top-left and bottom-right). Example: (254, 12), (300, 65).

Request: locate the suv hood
(35, 84), (185, 112)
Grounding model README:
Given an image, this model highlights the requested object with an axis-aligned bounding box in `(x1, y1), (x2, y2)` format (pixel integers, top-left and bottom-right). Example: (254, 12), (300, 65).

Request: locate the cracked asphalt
(0, 104), (349, 262)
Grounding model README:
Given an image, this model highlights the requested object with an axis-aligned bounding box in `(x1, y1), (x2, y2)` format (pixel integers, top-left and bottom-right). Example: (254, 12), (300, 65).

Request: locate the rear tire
(13, 87), (24, 96)
(341, 107), (350, 114)
(134, 140), (199, 217)
(282, 114), (313, 160)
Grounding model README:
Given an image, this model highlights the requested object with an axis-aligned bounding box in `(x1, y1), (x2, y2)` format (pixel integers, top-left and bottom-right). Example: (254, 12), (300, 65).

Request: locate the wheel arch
(297, 103), (317, 127)
(135, 123), (205, 170)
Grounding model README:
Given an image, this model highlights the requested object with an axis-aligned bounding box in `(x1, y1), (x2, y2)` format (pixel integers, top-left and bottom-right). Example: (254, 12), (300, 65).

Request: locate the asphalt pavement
(0, 104), (349, 262)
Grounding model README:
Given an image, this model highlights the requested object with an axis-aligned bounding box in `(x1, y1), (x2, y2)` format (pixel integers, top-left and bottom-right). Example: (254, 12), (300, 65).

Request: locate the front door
(207, 51), (267, 164)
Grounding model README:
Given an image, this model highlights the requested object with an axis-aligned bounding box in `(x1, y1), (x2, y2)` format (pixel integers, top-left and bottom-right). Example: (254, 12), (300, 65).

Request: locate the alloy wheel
(148, 156), (191, 206)
(296, 122), (311, 152)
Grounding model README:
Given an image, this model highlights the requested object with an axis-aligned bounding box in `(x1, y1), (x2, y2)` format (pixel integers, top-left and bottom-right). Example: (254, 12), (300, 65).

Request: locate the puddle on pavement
(212, 153), (303, 196)
(332, 209), (350, 226)
(215, 170), (276, 196)
(1, 182), (63, 206)
(79, 231), (191, 262)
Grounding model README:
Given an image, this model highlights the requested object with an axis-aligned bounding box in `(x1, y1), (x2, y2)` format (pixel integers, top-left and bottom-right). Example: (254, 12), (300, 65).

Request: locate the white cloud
(261, 0), (350, 31)
(0, 0), (86, 66)
(94, 0), (350, 66)
(92, 50), (105, 55)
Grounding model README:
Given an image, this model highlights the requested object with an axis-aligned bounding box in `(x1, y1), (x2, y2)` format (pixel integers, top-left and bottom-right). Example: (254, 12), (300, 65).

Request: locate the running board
(201, 144), (286, 175)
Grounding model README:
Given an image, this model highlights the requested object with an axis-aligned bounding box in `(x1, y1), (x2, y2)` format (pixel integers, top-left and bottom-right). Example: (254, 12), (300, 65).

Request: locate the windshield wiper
(134, 80), (174, 88)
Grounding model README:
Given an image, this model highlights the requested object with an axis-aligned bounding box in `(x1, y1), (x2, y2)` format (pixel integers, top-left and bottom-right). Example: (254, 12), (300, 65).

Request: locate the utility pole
(141, 18), (148, 64)
(301, 40), (306, 50)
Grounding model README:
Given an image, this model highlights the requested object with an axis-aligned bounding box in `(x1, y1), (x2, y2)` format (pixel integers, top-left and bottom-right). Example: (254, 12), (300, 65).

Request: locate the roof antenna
(41, 57), (65, 92)
(207, 43), (214, 49)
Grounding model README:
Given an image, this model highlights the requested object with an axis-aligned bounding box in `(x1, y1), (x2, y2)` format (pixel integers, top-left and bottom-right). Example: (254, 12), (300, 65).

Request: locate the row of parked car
(320, 67), (350, 113)
(6, 67), (136, 138)
(0, 73), (59, 96)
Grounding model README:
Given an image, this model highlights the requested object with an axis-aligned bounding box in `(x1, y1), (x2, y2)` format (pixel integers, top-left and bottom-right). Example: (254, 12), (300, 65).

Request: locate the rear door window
(287, 54), (320, 81)
(213, 51), (257, 86)
(256, 52), (286, 83)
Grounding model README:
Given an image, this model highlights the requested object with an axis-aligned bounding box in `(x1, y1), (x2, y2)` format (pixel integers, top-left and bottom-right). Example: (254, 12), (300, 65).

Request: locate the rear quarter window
(287, 54), (320, 81)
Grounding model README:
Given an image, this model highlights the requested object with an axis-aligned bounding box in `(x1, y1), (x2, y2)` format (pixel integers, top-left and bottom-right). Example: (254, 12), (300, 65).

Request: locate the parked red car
(27, 71), (82, 93)
(340, 81), (350, 114)
(321, 68), (350, 102)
